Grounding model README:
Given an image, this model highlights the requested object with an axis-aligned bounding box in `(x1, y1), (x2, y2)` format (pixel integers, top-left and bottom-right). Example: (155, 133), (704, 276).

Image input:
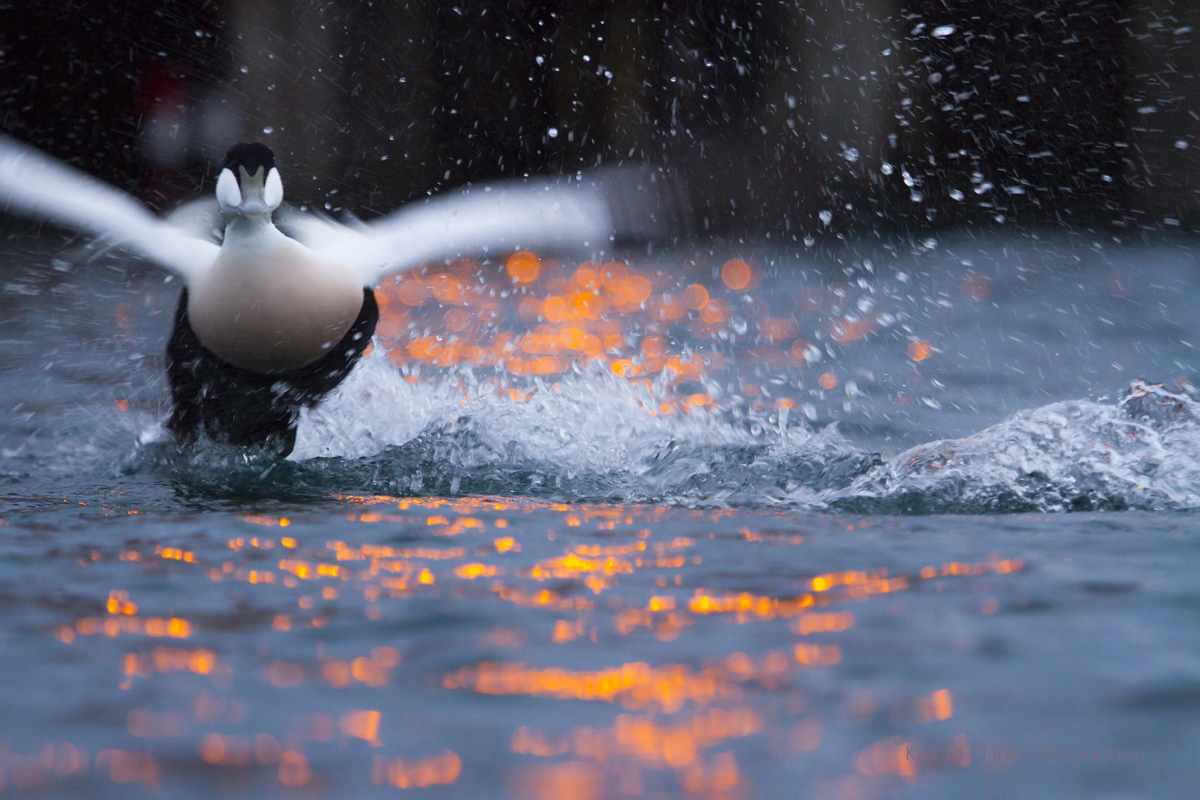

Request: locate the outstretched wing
(165, 196), (223, 244)
(0, 135), (218, 283)
(279, 166), (690, 288)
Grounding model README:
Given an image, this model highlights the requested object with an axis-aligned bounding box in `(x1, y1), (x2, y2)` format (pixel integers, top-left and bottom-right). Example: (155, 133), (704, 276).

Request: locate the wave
(826, 381), (1200, 513)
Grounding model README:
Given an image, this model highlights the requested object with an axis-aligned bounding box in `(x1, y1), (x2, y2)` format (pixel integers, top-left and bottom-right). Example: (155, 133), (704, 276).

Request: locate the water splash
(120, 347), (1200, 514)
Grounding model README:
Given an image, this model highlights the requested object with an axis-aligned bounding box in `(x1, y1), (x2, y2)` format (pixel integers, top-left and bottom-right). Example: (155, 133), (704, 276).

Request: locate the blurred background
(2, 0), (1197, 241)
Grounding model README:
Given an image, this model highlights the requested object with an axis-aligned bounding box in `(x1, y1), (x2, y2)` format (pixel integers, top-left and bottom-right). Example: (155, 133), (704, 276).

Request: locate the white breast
(187, 222), (365, 374)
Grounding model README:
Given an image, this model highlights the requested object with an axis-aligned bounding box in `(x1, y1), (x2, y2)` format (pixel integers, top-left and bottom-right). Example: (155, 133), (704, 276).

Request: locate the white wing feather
(281, 179), (613, 288)
(0, 135), (218, 282)
(165, 197), (223, 243)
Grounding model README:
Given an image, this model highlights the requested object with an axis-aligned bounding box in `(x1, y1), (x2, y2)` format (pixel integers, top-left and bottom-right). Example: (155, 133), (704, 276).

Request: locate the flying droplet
(932, 24), (955, 38)
(262, 127), (274, 135)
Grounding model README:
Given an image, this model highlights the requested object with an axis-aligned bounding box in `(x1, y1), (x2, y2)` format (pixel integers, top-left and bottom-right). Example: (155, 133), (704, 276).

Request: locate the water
(0, 230), (1198, 798)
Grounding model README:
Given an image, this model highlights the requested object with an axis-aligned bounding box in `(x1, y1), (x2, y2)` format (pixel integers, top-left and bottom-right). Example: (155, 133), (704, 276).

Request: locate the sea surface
(0, 230), (1197, 799)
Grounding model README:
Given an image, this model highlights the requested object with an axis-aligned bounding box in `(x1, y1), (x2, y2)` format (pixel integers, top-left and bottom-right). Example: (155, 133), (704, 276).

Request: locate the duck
(0, 135), (685, 455)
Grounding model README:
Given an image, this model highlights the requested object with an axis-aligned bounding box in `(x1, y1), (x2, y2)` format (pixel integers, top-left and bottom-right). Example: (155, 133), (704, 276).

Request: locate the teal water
(0, 232), (1197, 798)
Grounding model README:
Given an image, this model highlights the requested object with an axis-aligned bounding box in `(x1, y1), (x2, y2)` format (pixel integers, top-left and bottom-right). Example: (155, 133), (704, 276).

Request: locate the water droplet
(548, 127), (559, 138)
(1176, 140), (1189, 150)
(240, 65), (249, 73)
(932, 24), (955, 38)
(842, 147), (859, 163)
(262, 126), (274, 135)
(818, 210), (833, 226)
(949, 188), (965, 201)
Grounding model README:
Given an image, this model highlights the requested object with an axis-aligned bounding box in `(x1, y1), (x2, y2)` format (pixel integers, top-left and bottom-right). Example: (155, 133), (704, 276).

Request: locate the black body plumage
(165, 287), (379, 456)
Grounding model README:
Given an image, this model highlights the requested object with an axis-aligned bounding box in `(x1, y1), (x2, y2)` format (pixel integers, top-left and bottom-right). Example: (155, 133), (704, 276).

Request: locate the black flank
(165, 287), (379, 456)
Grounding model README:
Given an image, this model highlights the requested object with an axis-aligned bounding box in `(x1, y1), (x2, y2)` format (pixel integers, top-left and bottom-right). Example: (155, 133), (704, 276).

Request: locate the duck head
(215, 142), (283, 220)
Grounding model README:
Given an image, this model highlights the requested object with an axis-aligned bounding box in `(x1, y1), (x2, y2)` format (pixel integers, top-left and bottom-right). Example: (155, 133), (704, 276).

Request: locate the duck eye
(216, 168), (243, 211)
(264, 167), (283, 210)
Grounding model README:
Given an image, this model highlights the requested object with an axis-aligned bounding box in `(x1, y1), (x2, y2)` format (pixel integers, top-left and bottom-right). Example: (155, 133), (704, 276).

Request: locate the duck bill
(237, 166), (269, 219)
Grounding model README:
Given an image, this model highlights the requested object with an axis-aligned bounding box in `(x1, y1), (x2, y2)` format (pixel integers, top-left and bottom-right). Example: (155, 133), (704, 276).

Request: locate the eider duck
(0, 135), (671, 455)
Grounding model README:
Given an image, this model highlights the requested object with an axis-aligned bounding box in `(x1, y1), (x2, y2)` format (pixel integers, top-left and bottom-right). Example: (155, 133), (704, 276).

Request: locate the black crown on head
(225, 142), (275, 176)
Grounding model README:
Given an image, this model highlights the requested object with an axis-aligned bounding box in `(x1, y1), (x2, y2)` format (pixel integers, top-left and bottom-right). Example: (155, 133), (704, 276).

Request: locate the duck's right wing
(0, 135), (218, 283)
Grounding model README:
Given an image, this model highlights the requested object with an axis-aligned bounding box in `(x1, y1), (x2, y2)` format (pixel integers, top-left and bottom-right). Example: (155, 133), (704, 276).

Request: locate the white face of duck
(216, 164), (283, 220)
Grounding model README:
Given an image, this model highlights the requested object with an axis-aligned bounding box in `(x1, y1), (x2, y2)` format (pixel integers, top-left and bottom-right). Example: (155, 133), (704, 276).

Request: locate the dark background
(2, 0), (1198, 242)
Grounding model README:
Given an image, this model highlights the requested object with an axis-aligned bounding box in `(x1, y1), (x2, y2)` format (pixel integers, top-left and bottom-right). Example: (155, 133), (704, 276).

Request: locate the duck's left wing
(279, 167), (690, 288)
(0, 135), (218, 283)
